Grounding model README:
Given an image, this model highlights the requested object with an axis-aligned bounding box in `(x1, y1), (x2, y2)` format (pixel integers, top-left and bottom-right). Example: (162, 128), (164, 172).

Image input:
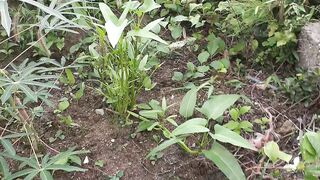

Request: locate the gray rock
(298, 22), (320, 69)
(95, 109), (104, 116)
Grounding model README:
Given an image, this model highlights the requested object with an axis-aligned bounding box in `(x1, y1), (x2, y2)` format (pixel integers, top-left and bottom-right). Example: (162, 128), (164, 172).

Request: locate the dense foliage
(0, 0), (320, 179)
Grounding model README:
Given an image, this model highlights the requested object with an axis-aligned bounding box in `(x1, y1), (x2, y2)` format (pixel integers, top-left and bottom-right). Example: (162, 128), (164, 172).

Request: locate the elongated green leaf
(143, 18), (164, 31)
(172, 118), (208, 136)
(99, 3), (128, 48)
(2, 133), (28, 139)
(20, 0), (78, 27)
(0, 153), (37, 168)
(138, 121), (155, 132)
(127, 29), (168, 45)
(6, 168), (36, 180)
(210, 125), (257, 151)
(0, 0), (11, 36)
(1, 84), (14, 104)
(198, 94), (240, 120)
(179, 88), (197, 118)
(139, 0), (161, 13)
(203, 142), (246, 180)
(24, 170), (39, 180)
(58, 100), (69, 112)
(40, 170), (53, 180)
(0, 139), (16, 155)
(46, 164), (86, 172)
(0, 156), (10, 178)
(139, 110), (161, 120)
(147, 138), (180, 158)
(18, 84), (37, 102)
(65, 69), (75, 85)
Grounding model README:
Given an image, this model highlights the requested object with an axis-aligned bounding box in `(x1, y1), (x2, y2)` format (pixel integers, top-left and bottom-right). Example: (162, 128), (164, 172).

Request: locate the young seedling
(224, 106), (253, 134)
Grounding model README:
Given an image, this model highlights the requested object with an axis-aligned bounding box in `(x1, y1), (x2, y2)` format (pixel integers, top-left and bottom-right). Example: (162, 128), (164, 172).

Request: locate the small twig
(38, 138), (60, 153)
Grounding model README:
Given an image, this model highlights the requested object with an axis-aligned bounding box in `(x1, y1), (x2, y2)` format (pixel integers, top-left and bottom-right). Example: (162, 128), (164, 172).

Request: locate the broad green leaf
(58, 100), (69, 112)
(301, 135), (317, 162)
(224, 121), (239, 130)
(179, 88), (197, 118)
(105, 19), (128, 48)
(197, 51), (210, 64)
(197, 65), (209, 73)
(65, 69), (75, 85)
(198, 94), (240, 120)
(1, 139), (16, 155)
(74, 82), (85, 100)
(172, 118), (209, 136)
(189, 14), (201, 27)
(123, 1), (141, 10)
(239, 106), (251, 115)
(147, 138), (180, 158)
(139, 0), (161, 13)
(207, 38), (219, 55)
(189, 3), (202, 13)
(211, 125), (257, 151)
(137, 121), (155, 132)
(0, 1), (11, 36)
(98, 3), (118, 25)
(99, 3), (128, 48)
(172, 72), (183, 81)
(263, 141), (292, 163)
(229, 108), (239, 121)
(203, 142), (246, 180)
(305, 131), (320, 156)
(40, 170), (53, 180)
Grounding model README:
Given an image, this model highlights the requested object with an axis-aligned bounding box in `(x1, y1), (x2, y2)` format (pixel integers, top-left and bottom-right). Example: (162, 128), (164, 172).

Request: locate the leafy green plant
(281, 69), (320, 105)
(224, 106), (253, 134)
(91, 1), (167, 116)
(131, 81), (256, 179)
(0, 147), (88, 180)
(263, 141), (292, 163)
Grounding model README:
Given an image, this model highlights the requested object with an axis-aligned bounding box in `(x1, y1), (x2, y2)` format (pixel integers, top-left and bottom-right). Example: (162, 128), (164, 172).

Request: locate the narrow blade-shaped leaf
(0, 139), (16, 155)
(147, 138), (180, 158)
(46, 164), (87, 172)
(127, 29), (168, 45)
(143, 18), (164, 31)
(40, 170), (54, 180)
(1, 85), (14, 104)
(20, 0), (78, 27)
(0, 156), (10, 178)
(6, 168), (36, 180)
(203, 142), (246, 180)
